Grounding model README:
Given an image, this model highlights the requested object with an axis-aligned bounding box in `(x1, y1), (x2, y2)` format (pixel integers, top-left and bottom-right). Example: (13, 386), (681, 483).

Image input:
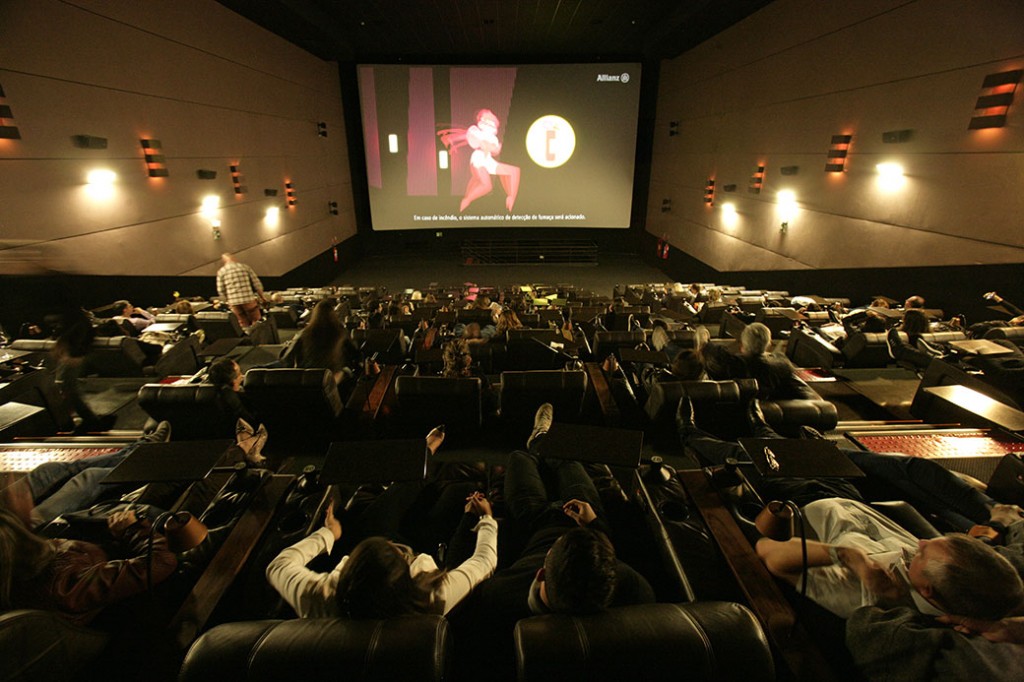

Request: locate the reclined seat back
(645, 379), (759, 441)
(137, 383), (236, 440)
(843, 331), (902, 368)
(393, 376), (482, 443)
(86, 336), (147, 376)
(179, 615), (450, 682)
(243, 368), (343, 447)
(499, 370), (588, 437)
(592, 330), (645, 360)
(514, 602), (773, 682)
(195, 311), (244, 343)
(351, 328), (405, 365)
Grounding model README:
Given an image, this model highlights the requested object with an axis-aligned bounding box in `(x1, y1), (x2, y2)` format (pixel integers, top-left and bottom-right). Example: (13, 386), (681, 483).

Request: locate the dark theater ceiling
(217, 0), (775, 62)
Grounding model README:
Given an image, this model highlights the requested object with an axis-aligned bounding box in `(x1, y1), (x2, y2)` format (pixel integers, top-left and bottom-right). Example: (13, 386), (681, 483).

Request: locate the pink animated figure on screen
(439, 109), (520, 212)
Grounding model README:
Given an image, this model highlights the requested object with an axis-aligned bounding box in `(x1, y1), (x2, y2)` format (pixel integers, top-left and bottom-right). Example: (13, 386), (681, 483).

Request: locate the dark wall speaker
(72, 134), (108, 149)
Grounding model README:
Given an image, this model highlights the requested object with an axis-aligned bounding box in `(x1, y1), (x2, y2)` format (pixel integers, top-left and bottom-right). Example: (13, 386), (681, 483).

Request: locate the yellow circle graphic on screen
(526, 115), (576, 168)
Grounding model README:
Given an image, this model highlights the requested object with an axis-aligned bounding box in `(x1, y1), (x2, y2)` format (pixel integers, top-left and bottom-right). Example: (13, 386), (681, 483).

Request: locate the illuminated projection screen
(358, 63), (641, 230)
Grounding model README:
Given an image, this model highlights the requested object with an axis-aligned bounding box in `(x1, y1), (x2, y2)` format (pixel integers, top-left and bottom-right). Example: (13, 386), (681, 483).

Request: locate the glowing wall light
(388, 134), (399, 153)
(776, 190), (798, 233)
(264, 206), (281, 228)
(438, 150), (449, 169)
(875, 162), (905, 191)
(85, 169), (117, 199)
(721, 201), (739, 229)
(200, 194), (220, 218)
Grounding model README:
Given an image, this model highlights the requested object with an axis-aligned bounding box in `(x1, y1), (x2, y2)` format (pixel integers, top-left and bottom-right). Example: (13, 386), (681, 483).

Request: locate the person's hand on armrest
(937, 614), (1024, 644)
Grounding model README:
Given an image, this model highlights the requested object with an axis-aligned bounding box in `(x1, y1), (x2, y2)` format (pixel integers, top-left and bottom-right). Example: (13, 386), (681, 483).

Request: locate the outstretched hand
(562, 499), (597, 527)
(324, 501), (342, 541)
(465, 491), (492, 517)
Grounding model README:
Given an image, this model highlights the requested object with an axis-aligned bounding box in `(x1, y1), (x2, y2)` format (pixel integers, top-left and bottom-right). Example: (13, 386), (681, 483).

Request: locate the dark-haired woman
(286, 300), (360, 390)
(266, 494), (496, 619)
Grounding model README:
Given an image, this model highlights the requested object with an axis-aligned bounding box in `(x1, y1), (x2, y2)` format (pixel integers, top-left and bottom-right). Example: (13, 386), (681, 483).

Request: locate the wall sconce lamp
(438, 149), (449, 169)
(85, 169), (117, 200)
(668, 121), (680, 137)
(875, 162), (906, 191)
(703, 179), (715, 205)
(388, 134), (399, 153)
(264, 205), (281, 228)
(200, 194), (220, 219)
(285, 181), (297, 207)
(328, 201), (339, 215)
(660, 198), (672, 213)
(777, 189), (798, 233)
(317, 121), (328, 137)
(969, 69), (1022, 130)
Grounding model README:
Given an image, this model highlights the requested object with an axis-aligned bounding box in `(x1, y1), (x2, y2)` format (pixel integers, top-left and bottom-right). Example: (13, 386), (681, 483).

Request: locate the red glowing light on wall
(969, 69), (1021, 130)
(285, 181), (297, 207)
(140, 139), (169, 177)
(0, 83), (21, 140)
(825, 134), (852, 173)
(230, 163), (245, 195)
(749, 164), (765, 194)
(703, 178), (715, 205)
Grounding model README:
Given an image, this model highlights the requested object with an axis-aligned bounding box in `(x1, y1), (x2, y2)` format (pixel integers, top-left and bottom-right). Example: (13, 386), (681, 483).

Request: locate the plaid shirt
(216, 261), (263, 305)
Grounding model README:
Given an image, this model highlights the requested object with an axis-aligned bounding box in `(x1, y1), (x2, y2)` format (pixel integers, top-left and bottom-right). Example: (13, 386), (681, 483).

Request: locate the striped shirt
(216, 261), (263, 305)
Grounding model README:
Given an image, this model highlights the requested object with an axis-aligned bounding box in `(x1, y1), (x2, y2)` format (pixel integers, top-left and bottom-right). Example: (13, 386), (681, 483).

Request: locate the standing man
(216, 252), (265, 328)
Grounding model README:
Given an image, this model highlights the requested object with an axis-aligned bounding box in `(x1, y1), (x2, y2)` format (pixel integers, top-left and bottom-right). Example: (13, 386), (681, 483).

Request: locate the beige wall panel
(0, 0), (353, 277)
(649, 0), (1024, 271)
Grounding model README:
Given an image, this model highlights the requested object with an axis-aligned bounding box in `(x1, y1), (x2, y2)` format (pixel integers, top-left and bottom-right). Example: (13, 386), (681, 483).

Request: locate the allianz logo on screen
(596, 73), (631, 83)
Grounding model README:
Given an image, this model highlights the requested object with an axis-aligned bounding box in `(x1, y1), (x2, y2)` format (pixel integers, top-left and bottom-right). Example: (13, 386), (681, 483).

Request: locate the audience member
(266, 429), (498, 618)
(286, 299), (359, 386)
(2, 422), (172, 529)
(0, 507), (177, 625)
(52, 307), (116, 434)
(703, 322), (817, 400)
(216, 252), (265, 328)
(111, 300), (156, 334)
(469, 404), (654, 620)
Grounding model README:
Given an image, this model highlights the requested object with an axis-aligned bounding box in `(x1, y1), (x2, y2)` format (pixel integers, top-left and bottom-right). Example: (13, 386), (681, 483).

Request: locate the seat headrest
(500, 370), (587, 391)
(137, 383), (221, 406)
(644, 379), (758, 425)
(395, 375), (482, 396)
(244, 368), (334, 390)
(514, 602), (772, 682)
(180, 616), (450, 682)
